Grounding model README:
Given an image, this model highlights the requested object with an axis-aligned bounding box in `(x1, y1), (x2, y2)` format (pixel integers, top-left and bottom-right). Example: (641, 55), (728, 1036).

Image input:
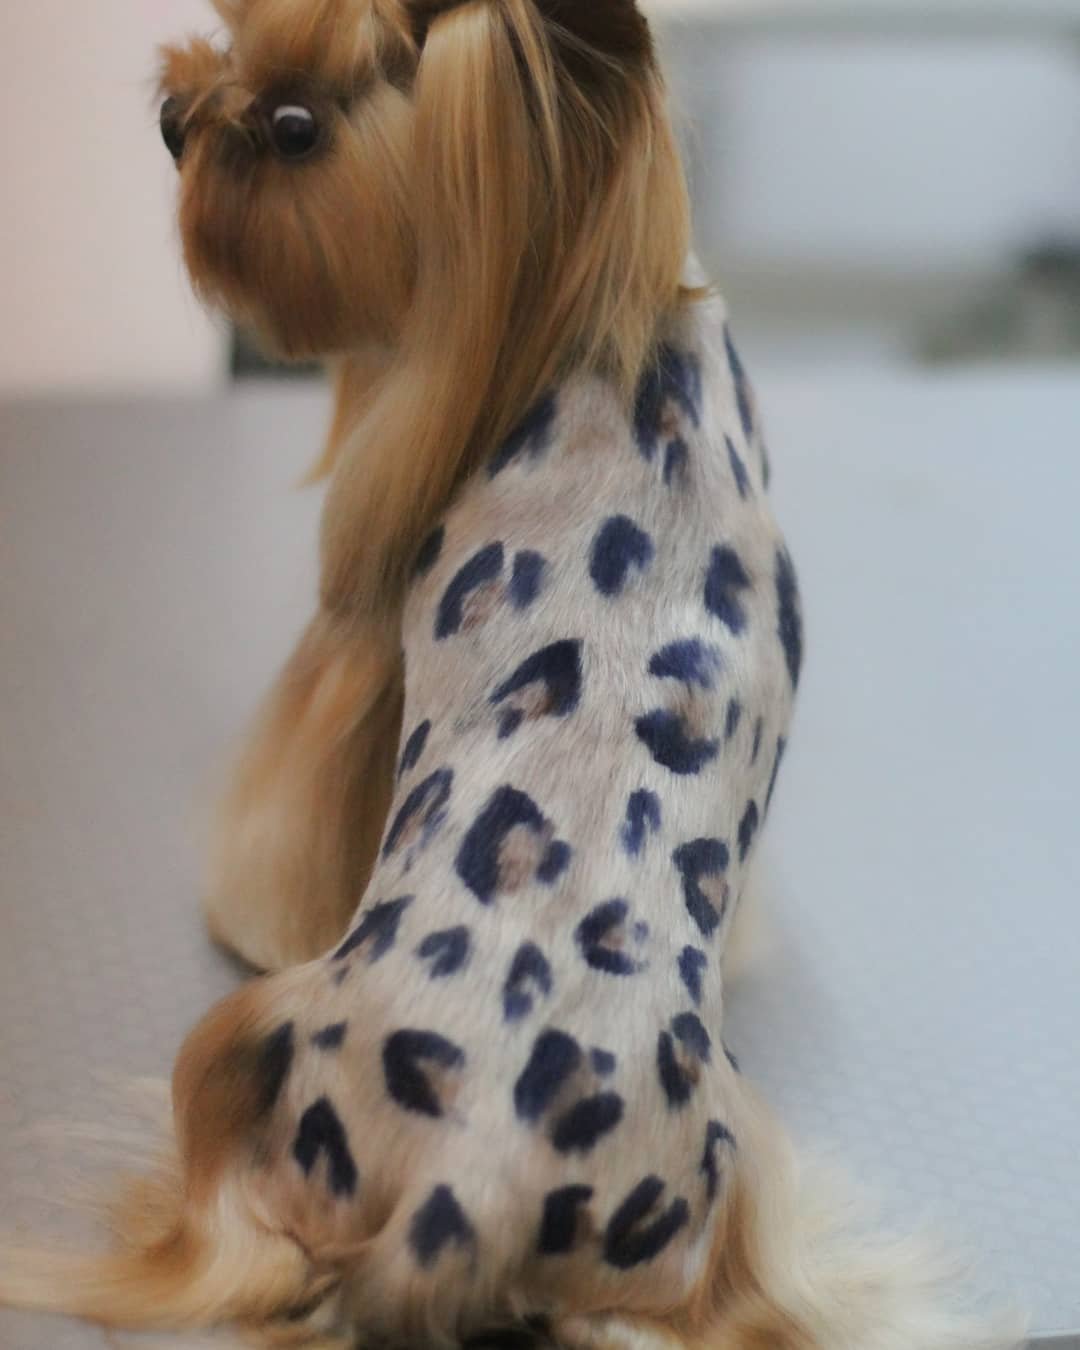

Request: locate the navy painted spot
(435, 543), (504, 640)
(576, 899), (648, 976)
(591, 1048), (617, 1077)
(489, 394), (558, 477)
(663, 439), (689, 486)
(725, 699), (742, 742)
(673, 839), (730, 938)
(760, 437), (773, 490)
(409, 1185), (475, 1268)
(551, 1092), (624, 1154)
(751, 717), (764, 765)
(590, 517), (654, 598)
(657, 1013), (712, 1109)
(254, 1022), (294, 1117)
(398, 720), (432, 779)
(766, 737), (787, 813)
(726, 435), (752, 500)
(456, 785), (548, 905)
(503, 943), (553, 1022)
(604, 1177), (690, 1270)
(334, 896), (412, 963)
(648, 639), (723, 690)
(636, 710), (719, 777)
(634, 344), (702, 464)
(510, 551), (548, 610)
(413, 526), (445, 578)
(738, 801), (760, 863)
(515, 1030), (582, 1123)
(701, 1120), (737, 1203)
(725, 326), (755, 444)
(538, 1185), (594, 1255)
(311, 1022), (348, 1052)
(724, 1044), (741, 1074)
(678, 946), (707, 1006)
(538, 839), (572, 884)
(776, 549), (803, 689)
(491, 640), (583, 736)
(416, 927), (471, 979)
(383, 1030), (465, 1118)
(621, 789), (661, 858)
(704, 545), (752, 635)
(293, 1097), (358, 1198)
(383, 769), (453, 859)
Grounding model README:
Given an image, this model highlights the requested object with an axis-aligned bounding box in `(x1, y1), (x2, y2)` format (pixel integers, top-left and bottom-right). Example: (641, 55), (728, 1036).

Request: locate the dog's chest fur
(270, 297), (802, 1332)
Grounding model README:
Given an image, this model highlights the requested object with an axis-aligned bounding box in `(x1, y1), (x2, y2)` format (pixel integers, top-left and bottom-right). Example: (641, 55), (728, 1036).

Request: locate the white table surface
(0, 369), (1077, 1348)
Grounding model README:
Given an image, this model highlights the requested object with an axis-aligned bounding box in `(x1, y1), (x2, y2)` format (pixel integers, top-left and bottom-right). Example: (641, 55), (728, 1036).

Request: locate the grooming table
(1, 372), (1077, 1348)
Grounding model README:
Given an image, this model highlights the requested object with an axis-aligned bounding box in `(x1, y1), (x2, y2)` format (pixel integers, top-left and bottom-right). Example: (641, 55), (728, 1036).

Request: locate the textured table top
(0, 372), (1077, 1348)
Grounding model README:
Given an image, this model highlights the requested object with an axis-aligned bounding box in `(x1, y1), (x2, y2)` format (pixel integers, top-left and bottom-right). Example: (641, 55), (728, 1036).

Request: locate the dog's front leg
(205, 609), (403, 972)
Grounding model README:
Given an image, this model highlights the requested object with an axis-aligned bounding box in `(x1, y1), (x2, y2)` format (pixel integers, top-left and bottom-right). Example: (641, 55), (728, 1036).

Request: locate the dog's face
(159, 0), (418, 358)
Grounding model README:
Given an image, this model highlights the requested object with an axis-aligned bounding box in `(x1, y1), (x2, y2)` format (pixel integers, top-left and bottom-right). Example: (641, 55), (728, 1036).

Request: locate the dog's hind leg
(205, 610), (403, 972)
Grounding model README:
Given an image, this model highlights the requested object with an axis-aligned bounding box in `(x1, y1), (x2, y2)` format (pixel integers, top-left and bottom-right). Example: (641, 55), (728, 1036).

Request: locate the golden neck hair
(319, 0), (693, 616)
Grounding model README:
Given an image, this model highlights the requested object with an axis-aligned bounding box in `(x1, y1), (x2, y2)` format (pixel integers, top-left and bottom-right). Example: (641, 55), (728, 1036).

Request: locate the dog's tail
(0, 980), (322, 1334)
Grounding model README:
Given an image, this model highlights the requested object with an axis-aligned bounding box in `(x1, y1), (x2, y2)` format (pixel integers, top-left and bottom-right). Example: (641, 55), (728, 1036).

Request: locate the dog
(0, 2), (1022, 1347)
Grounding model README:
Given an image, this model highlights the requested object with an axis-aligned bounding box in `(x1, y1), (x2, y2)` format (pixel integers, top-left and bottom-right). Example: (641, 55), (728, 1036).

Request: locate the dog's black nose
(160, 97), (186, 163)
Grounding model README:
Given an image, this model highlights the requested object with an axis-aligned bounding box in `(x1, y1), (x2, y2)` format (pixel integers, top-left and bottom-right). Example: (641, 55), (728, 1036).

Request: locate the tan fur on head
(158, 0), (693, 616)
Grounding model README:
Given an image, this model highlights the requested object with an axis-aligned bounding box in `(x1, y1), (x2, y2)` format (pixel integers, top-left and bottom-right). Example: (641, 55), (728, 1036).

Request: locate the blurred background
(4, 0), (1080, 392)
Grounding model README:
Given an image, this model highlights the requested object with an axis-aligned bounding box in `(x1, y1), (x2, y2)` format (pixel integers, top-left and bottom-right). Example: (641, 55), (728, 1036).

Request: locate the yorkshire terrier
(0, 2), (1020, 1347)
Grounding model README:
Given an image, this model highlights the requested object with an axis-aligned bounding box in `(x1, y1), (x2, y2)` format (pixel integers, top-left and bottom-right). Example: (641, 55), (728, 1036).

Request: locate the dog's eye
(160, 97), (186, 162)
(270, 105), (320, 160)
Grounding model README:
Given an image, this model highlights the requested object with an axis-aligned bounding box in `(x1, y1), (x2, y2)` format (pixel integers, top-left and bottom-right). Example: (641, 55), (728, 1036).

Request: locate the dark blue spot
(383, 769), (453, 859)
(538, 1185), (594, 1256)
(398, 720), (432, 779)
(515, 1030), (582, 1123)
(738, 801), (760, 863)
(333, 896), (412, 963)
(382, 1030), (465, 1118)
(591, 1048), (617, 1077)
(293, 1097), (358, 1198)
(635, 710), (719, 777)
(702, 1120), (737, 1203)
(311, 1022), (348, 1051)
(704, 545), (752, 635)
(551, 1093), (625, 1154)
(435, 543), (504, 640)
(455, 785), (549, 905)
(633, 344), (702, 464)
(498, 709), (525, 740)
(621, 789), (662, 859)
(576, 899), (647, 976)
(489, 394), (558, 477)
(673, 839), (730, 938)
(760, 438), (772, 490)
(657, 1013), (712, 1110)
(538, 839), (573, 885)
(490, 640), (583, 732)
(413, 526), (445, 578)
(678, 947), (707, 1006)
(726, 436), (752, 500)
(604, 1177), (690, 1270)
(663, 439), (690, 486)
(255, 1022), (294, 1117)
(648, 639), (723, 690)
(409, 1185), (475, 1268)
(503, 943), (553, 1022)
(510, 552), (548, 610)
(416, 927), (471, 979)
(751, 717), (764, 765)
(724, 1044), (741, 1074)
(766, 737), (787, 813)
(725, 326), (755, 444)
(776, 549), (803, 689)
(725, 699), (742, 742)
(590, 516), (654, 598)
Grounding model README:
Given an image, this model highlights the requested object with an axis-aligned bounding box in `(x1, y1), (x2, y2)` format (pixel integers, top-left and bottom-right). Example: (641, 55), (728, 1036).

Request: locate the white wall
(0, 1), (227, 397)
